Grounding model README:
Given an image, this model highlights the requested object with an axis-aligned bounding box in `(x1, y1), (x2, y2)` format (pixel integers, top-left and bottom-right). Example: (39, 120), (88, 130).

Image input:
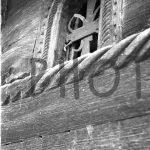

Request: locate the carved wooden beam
(2, 28), (150, 144)
(1, 28), (150, 107)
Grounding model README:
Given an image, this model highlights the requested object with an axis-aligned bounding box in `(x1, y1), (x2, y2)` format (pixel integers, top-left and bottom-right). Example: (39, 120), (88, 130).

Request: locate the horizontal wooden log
(1, 60), (150, 144)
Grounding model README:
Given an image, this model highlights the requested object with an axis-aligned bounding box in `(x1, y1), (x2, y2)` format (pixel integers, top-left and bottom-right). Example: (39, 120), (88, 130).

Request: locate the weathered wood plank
(2, 115), (150, 149)
(1, 60), (150, 144)
(2, 60), (150, 119)
(1, 0), (51, 85)
(2, 91), (150, 144)
(122, 0), (150, 38)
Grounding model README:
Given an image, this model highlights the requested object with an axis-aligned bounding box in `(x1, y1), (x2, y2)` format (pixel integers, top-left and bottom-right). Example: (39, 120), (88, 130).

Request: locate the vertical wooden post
(69, 18), (80, 60)
(98, 0), (123, 48)
(98, 0), (104, 48)
(112, 0), (123, 43)
(47, 0), (64, 68)
(98, 0), (113, 48)
(33, 0), (46, 59)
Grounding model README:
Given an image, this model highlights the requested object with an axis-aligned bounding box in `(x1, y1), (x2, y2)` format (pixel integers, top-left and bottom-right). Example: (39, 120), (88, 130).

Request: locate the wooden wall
(1, 0), (150, 149)
(2, 115), (150, 150)
(2, 59), (150, 149)
(1, 0), (53, 85)
(122, 0), (150, 38)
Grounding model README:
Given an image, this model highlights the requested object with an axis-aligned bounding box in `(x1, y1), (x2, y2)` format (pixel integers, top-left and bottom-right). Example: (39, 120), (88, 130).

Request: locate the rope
(1, 28), (150, 106)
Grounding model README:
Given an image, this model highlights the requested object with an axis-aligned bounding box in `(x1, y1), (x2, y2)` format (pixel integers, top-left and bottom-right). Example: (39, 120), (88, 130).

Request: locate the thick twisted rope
(1, 28), (150, 106)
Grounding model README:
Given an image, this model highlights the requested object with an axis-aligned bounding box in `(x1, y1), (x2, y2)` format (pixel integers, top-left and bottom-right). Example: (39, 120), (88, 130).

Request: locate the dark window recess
(2, 95), (10, 106)
(65, 0), (100, 60)
(90, 33), (98, 53)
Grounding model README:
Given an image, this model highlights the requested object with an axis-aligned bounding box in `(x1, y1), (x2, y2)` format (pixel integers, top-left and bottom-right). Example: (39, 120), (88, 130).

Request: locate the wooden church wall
(2, 58), (150, 149)
(2, 115), (150, 150)
(1, 0), (54, 85)
(1, 0), (150, 149)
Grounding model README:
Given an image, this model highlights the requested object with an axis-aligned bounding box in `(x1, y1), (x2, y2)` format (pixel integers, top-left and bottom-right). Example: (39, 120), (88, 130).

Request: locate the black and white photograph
(1, 0), (150, 149)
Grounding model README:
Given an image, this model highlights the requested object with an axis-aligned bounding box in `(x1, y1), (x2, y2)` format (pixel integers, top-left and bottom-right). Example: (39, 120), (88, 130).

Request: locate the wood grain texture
(1, 0), (51, 85)
(98, 0), (113, 47)
(2, 59), (150, 144)
(2, 0), (41, 53)
(2, 115), (150, 149)
(122, 0), (150, 38)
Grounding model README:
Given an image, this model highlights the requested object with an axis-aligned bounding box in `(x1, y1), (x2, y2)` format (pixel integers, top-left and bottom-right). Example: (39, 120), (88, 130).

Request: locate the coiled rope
(1, 28), (150, 106)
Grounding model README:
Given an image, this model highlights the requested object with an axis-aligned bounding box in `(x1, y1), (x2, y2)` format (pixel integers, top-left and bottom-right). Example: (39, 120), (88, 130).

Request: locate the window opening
(65, 0), (100, 60)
